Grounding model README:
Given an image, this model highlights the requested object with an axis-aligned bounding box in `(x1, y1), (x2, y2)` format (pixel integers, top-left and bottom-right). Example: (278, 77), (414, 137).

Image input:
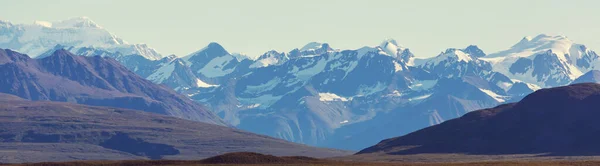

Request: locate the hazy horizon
(2, 0), (599, 58)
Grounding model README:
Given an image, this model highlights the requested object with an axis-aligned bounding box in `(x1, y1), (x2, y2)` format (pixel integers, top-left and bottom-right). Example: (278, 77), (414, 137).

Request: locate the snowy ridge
(250, 50), (288, 68)
(425, 48), (474, 67)
(481, 34), (597, 87)
(0, 17), (162, 60)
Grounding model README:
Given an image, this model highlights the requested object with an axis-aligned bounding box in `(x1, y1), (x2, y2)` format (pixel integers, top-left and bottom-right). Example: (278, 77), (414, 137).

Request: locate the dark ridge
(358, 83), (600, 156)
(200, 152), (288, 164)
(199, 152), (323, 164)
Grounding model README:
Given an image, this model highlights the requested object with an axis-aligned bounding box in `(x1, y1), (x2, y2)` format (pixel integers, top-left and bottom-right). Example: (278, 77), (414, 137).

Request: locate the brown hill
(0, 48), (224, 125)
(0, 93), (350, 163)
(358, 83), (600, 156)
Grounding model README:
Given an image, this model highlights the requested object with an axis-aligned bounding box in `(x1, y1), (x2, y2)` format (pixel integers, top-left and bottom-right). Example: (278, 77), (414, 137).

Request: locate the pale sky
(1, 0), (599, 58)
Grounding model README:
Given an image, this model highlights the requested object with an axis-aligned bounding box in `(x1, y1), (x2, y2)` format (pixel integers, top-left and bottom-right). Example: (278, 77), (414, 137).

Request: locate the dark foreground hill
(358, 83), (600, 156)
(0, 48), (224, 125)
(10, 152), (600, 166)
(0, 93), (350, 163)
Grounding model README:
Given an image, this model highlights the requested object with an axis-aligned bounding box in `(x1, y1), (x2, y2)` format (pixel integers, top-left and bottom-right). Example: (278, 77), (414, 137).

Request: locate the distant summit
(0, 17), (162, 60)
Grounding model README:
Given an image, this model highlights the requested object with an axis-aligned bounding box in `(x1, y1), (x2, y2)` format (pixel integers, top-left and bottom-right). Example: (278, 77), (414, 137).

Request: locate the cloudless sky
(1, 0), (599, 58)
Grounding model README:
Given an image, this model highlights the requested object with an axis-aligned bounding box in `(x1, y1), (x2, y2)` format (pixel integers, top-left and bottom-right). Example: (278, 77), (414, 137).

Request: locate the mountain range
(2, 17), (600, 151)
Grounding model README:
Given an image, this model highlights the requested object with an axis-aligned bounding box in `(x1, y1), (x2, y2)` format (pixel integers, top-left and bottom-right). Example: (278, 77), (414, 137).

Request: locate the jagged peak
(49, 49), (76, 58)
(462, 45), (486, 58)
(257, 50), (286, 60)
(430, 47), (473, 63)
(378, 38), (411, 59)
(206, 42), (224, 48)
(186, 42), (230, 59)
(464, 45), (481, 51)
(380, 38), (399, 48)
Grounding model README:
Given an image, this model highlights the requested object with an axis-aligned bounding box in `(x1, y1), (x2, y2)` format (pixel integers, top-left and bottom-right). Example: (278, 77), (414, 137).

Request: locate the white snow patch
(409, 80), (437, 91)
(33, 21), (52, 27)
(386, 90), (403, 97)
(479, 88), (507, 102)
(246, 104), (261, 109)
(409, 94), (432, 101)
(526, 83), (542, 91)
(195, 78), (219, 88)
(394, 61), (403, 72)
(318, 93), (349, 102)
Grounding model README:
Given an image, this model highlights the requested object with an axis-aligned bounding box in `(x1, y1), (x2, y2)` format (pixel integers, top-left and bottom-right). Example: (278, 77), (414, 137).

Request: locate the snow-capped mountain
(379, 39), (415, 65)
(250, 50), (288, 68)
(0, 17), (162, 60)
(481, 34), (599, 87)
(419, 45), (492, 78)
(183, 42), (248, 80)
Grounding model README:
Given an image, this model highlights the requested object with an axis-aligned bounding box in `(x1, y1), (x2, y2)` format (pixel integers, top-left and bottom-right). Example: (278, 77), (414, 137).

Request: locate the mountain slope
(358, 83), (600, 155)
(572, 70), (600, 84)
(0, 93), (350, 163)
(0, 48), (225, 125)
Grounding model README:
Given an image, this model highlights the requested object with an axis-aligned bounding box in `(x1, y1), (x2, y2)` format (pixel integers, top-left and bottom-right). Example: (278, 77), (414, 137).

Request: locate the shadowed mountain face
(358, 83), (600, 155)
(0, 93), (350, 163)
(0, 48), (225, 126)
